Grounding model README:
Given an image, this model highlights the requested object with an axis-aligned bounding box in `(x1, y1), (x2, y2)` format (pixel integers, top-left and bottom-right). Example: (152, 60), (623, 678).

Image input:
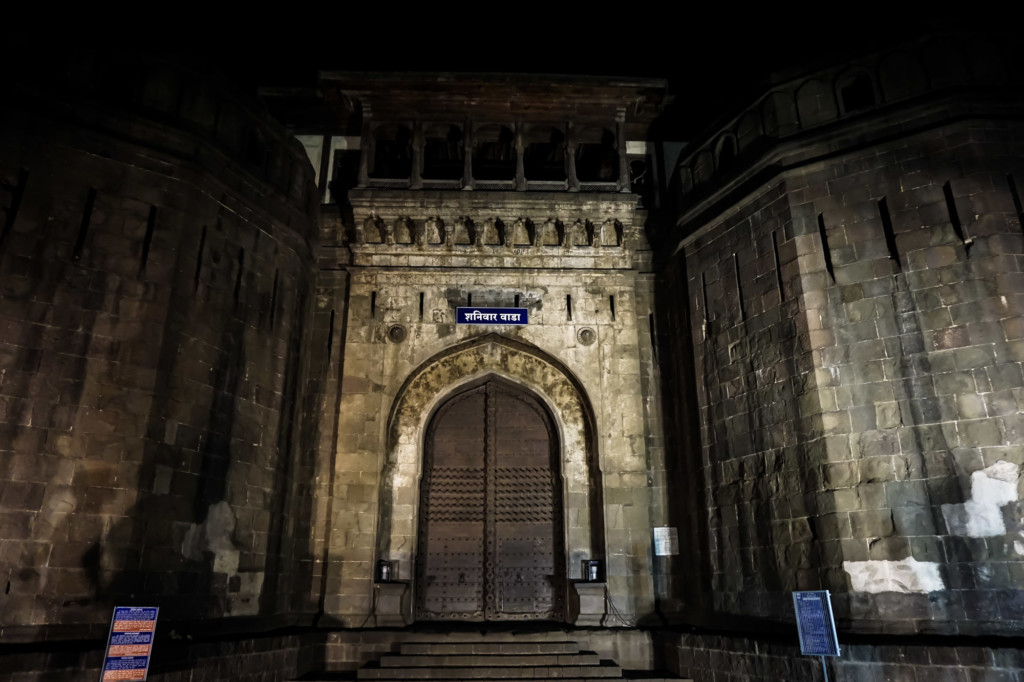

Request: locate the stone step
(356, 663), (622, 679)
(297, 633), (692, 682)
(380, 653), (601, 667)
(399, 641), (581, 656)
(393, 631), (583, 643)
(296, 671), (684, 675)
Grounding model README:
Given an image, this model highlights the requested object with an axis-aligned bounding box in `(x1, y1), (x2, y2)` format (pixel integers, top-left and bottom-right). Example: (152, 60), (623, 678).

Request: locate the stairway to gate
(295, 629), (690, 681)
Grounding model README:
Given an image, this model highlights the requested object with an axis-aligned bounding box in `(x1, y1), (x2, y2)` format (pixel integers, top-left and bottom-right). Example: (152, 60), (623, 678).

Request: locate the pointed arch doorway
(415, 377), (565, 622)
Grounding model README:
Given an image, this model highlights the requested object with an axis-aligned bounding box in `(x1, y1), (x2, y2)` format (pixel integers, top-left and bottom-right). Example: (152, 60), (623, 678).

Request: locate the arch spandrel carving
(378, 334), (604, 591)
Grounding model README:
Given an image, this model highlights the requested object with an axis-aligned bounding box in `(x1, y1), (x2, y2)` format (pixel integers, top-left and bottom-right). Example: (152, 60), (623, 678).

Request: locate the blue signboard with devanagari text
(456, 307), (528, 325)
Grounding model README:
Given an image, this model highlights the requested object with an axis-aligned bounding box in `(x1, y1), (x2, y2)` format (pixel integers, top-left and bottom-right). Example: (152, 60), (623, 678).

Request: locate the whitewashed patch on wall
(843, 557), (944, 594)
(941, 460), (1021, 538)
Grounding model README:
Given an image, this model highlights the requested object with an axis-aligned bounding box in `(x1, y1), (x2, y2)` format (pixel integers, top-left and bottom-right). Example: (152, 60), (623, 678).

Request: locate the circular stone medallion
(387, 325), (407, 343)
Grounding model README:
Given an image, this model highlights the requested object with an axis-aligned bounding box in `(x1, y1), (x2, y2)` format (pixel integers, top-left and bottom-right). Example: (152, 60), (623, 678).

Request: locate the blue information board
(456, 307), (528, 325)
(101, 606), (159, 680)
(793, 591), (840, 656)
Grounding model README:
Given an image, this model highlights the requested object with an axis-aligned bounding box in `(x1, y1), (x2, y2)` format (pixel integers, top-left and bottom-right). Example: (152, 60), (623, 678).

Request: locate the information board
(653, 526), (679, 556)
(456, 307), (528, 325)
(792, 591), (840, 656)
(101, 606), (159, 681)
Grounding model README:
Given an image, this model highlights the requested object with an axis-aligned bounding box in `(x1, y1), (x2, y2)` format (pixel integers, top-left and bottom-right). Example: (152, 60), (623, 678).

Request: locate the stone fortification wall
(0, 56), (320, 643)
(659, 34), (1024, 638)
(662, 182), (807, 625)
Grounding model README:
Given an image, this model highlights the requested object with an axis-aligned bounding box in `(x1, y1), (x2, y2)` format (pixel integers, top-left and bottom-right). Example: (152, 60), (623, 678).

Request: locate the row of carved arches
(677, 36), (1017, 198)
(356, 215), (625, 248)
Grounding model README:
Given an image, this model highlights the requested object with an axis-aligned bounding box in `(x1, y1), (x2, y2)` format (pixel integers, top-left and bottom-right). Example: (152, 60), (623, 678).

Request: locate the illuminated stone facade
(2, 35), (1024, 681)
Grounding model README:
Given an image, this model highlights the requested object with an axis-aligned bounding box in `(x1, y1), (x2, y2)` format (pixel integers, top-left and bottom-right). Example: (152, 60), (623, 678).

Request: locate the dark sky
(19, 10), (967, 86)
(193, 12), (976, 133)
(7, 11), (995, 135)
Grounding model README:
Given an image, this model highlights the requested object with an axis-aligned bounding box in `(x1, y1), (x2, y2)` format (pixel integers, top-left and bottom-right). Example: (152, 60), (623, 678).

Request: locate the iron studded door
(416, 380), (564, 621)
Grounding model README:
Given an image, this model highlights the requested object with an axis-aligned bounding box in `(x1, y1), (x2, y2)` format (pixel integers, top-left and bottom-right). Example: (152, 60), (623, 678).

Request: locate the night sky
(6, 11), (994, 136)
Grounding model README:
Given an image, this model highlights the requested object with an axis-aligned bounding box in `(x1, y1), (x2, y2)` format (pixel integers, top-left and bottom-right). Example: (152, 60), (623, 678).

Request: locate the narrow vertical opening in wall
(233, 248), (245, 304)
(817, 213), (835, 282)
(1008, 174), (1024, 233)
(194, 225), (207, 291)
(467, 293), (472, 307)
(73, 188), (96, 263)
(609, 294), (616, 321)
(732, 253), (745, 322)
(1, 169), (29, 248)
(566, 294), (573, 321)
(270, 269), (279, 329)
(371, 290), (377, 318)
(878, 197), (902, 270)
(771, 230), (785, 300)
(139, 205), (158, 275)
(648, 312), (657, 361)
(514, 293), (520, 308)
(699, 271), (709, 333)
(419, 292), (425, 320)
(943, 181), (971, 253)
(327, 309), (336, 363)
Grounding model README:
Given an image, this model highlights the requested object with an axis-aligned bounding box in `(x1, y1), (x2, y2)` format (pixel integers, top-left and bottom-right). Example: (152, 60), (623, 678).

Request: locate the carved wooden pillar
(411, 119), (424, 189)
(616, 111), (629, 192)
(358, 106), (373, 187)
(515, 120), (526, 191)
(463, 118), (474, 190)
(566, 121), (580, 192)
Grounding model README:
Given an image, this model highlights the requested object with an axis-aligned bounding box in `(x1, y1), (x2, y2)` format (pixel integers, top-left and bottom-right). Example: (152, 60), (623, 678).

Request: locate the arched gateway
(377, 334), (604, 623)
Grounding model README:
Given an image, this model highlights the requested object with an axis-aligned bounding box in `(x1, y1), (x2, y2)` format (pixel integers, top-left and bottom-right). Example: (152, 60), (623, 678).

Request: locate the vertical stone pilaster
(358, 108), (374, 187)
(515, 120), (526, 191)
(567, 120), (580, 192)
(462, 117), (474, 190)
(615, 112), (628, 193)
(410, 119), (423, 190)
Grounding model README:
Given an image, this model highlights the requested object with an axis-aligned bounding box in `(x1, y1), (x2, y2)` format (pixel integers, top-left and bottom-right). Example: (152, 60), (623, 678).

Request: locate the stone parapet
(666, 33), (1024, 245)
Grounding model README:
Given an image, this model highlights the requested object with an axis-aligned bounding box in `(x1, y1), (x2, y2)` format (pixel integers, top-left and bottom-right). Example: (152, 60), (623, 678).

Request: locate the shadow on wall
(75, 309), (257, 624)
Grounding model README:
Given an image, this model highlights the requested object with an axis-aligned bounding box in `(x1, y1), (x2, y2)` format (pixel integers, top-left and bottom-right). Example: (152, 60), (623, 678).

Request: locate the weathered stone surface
(0, 56), (319, 643)
(663, 33), (1024, 640)
(2, 31), (1024, 682)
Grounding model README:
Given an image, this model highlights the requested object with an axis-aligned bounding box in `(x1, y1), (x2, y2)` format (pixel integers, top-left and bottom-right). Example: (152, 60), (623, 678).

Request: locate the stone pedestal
(569, 582), (607, 626)
(374, 582), (410, 626)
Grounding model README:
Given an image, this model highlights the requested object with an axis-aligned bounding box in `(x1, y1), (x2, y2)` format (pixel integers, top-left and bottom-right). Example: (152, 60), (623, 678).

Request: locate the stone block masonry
(0, 56), (320, 644)
(658, 34), (1024, 644)
(658, 630), (1024, 682)
(5, 31), (1024, 682)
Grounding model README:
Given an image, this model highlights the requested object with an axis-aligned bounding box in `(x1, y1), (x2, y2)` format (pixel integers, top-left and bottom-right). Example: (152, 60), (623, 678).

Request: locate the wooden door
(416, 380), (564, 621)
